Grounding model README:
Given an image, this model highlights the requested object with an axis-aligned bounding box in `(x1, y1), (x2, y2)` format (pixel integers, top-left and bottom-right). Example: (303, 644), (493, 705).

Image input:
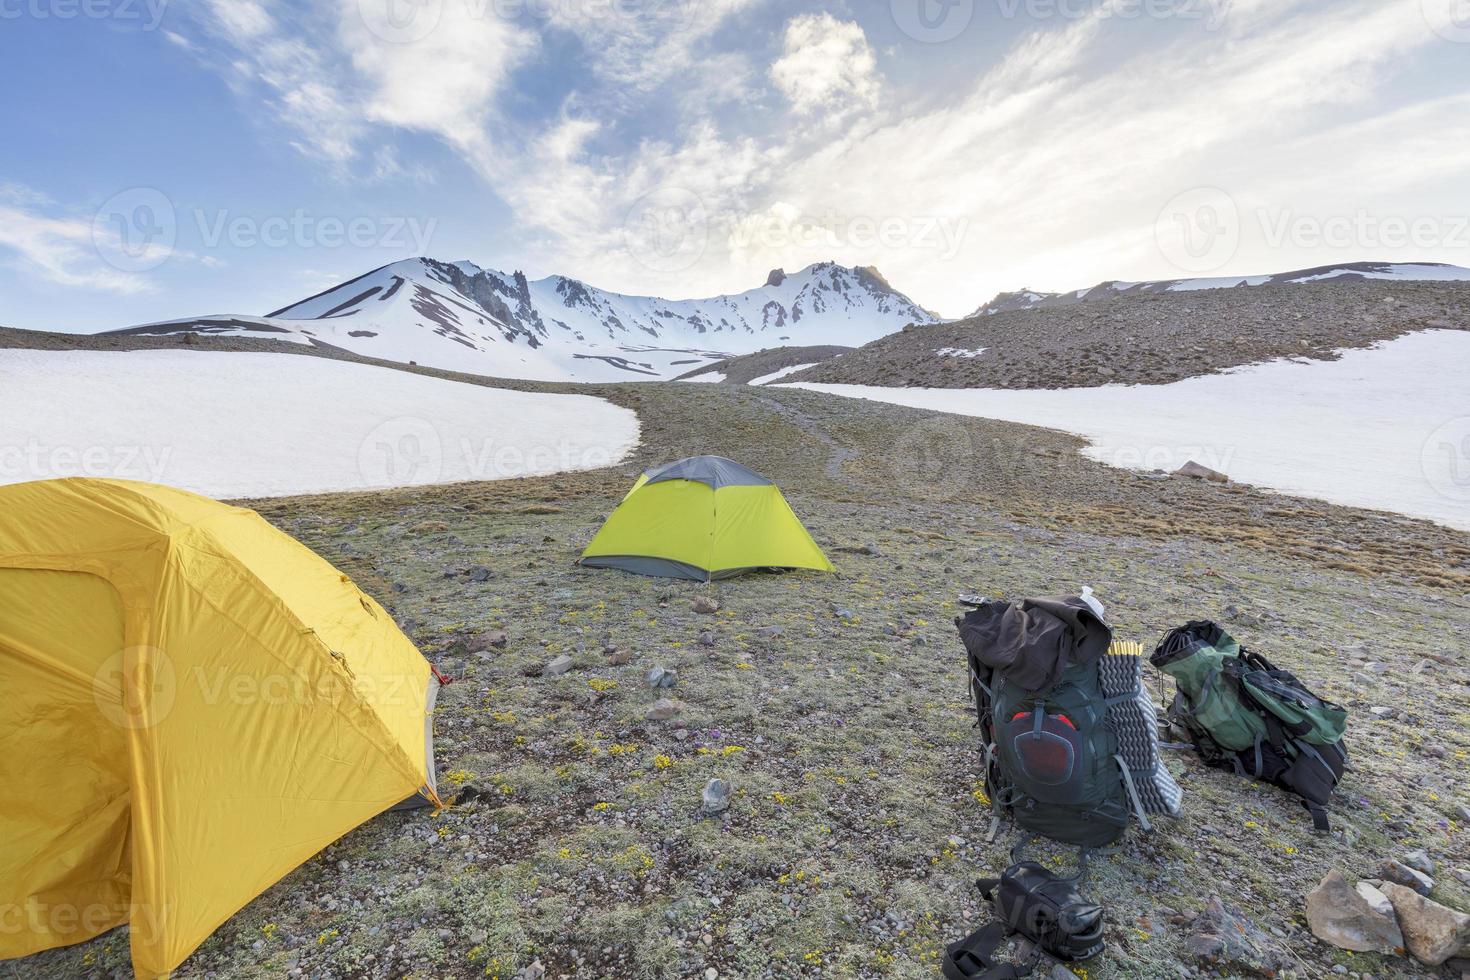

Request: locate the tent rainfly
(578, 456), (835, 581)
(0, 479), (439, 978)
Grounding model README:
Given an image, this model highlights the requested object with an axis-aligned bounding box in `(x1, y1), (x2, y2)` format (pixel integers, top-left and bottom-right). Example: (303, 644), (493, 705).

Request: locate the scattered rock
(645, 698), (681, 721)
(693, 596), (720, 614)
(468, 630), (508, 653)
(1403, 850), (1437, 875)
(1223, 603), (1263, 627)
(1380, 859), (1435, 895)
(698, 631), (716, 648)
(1175, 460), (1229, 483)
(1380, 882), (1470, 966)
(542, 654), (574, 677)
(1185, 896), (1290, 976)
(515, 960), (545, 980)
(605, 648), (633, 666)
(1369, 706), (1399, 720)
(832, 606), (857, 622)
(1305, 870), (1404, 954)
(755, 625), (784, 640)
(455, 781), (493, 804)
(647, 666), (678, 689)
(701, 778), (731, 815)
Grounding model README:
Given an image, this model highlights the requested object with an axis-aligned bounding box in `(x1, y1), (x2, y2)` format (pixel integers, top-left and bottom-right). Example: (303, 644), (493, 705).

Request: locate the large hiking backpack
(960, 598), (1181, 849)
(1151, 621), (1348, 831)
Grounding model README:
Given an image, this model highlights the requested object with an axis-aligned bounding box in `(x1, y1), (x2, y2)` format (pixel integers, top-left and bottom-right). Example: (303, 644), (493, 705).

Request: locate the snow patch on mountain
(747, 363), (821, 385)
(110, 258), (935, 382)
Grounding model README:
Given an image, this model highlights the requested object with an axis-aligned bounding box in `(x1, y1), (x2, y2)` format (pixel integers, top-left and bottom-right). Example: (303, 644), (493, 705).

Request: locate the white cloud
(722, 0), (1463, 314)
(542, 0), (761, 92)
(155, 0), (1468, 317)
(207, 0), (274, 40)
(0, 195), (153, 294)
(189, 0), (364, 165)
(339, 0), (536, 154)
(770, 13), (880, 115)
(178, 0), (534, 170)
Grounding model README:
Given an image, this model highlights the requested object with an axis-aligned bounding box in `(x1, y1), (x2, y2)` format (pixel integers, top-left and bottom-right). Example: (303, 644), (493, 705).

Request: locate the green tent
(578, 456), (835, 581)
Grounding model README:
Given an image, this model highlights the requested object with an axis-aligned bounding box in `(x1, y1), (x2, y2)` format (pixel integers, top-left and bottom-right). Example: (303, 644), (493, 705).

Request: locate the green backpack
(1152, 621), (1348, 831)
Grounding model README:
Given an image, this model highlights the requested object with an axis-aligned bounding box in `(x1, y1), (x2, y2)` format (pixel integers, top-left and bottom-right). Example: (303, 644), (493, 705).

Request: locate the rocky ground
(8, 336), (1470, 980)
(787, 280), (1470, 389)
(675, 346), (854, 385)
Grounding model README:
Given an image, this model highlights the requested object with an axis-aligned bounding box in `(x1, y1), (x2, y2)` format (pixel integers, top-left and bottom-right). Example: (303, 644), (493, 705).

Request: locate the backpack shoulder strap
(1303, 800), (1331, 833)
(942, 922), (1034, 980)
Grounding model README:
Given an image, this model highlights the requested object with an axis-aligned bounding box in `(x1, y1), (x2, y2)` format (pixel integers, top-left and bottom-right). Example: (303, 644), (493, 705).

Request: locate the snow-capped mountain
(110, 259), (936, 382)
(971, 261), (1470, 316)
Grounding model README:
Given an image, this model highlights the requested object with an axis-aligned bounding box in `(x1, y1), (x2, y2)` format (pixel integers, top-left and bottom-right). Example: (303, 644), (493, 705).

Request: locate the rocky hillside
(971, 262), (1470, 316)
(106, 259), (935, 383)
(791, 278), (1470, 390)
(676, 345), (852, 384)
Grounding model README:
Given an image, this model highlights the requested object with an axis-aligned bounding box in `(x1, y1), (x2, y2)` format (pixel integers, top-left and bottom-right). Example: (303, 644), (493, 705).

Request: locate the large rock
(645, 698), (681, 721)
(1380, 882), (1470, 966)
(1305, 870), (1404, 954)
(702, 778), (731, 815)
(542, 654), (574, 677)
(1186, 896), (1290, 976)
(1175, 460), (1229, 483)
(1403, 850), (1437, 875)
(1380, 858), (1435, 895)
(467, 629), (508, 654)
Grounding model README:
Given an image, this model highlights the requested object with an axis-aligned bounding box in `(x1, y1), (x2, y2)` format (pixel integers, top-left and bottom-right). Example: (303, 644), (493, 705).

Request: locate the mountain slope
(674, 345), (853, 384)
(792, 275), (1470, 390)
(110, 259), (936, 382)
(972, 261), (1470, 315)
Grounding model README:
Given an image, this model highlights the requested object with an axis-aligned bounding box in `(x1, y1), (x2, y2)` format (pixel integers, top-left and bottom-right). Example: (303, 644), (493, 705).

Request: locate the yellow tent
(579, 456), (834, 581)
(0, 479), (439, 978)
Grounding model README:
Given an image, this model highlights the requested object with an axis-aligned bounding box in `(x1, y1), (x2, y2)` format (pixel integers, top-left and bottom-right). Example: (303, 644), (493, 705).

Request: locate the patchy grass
(13, 375), (1469, 980)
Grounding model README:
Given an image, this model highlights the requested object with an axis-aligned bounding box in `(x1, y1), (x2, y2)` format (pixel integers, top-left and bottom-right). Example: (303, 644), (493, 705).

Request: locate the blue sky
(2, 0), (1469, 332)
